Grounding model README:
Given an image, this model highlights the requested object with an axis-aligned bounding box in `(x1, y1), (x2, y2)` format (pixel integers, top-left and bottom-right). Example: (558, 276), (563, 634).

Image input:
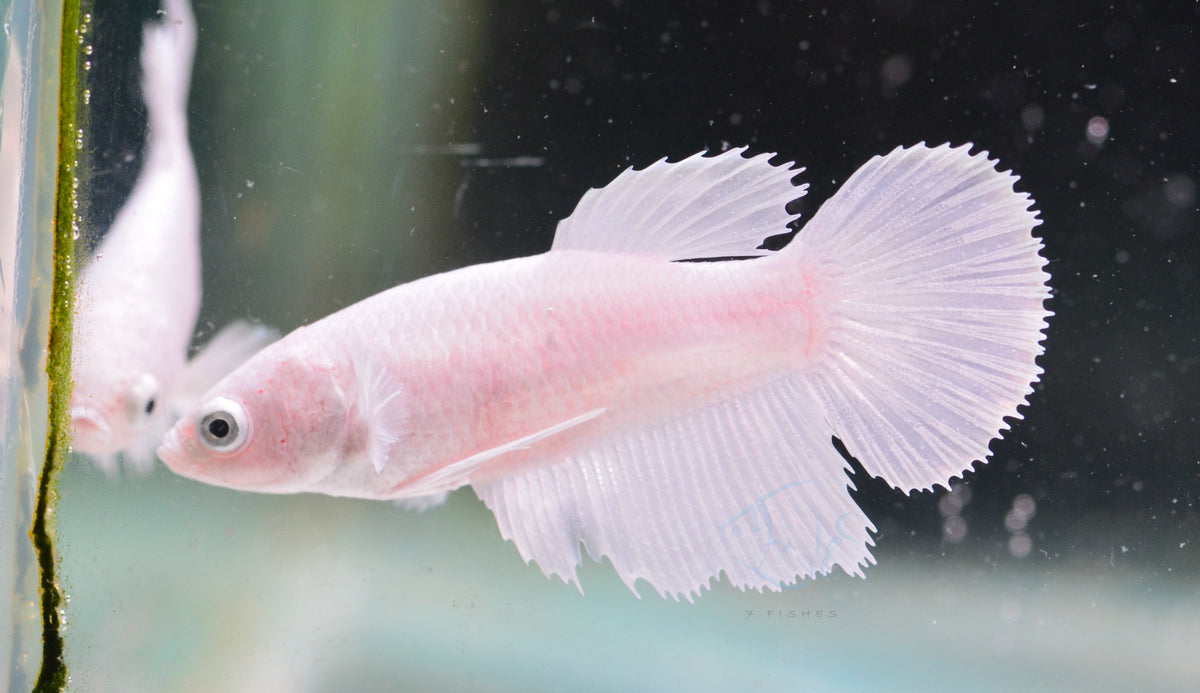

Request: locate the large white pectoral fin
(551, 148), (805, 260)
(471, 376), (877, 601)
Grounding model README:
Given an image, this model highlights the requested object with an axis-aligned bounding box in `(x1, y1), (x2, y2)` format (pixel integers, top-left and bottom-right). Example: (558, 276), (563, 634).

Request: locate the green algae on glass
(32, 0), (87, 691)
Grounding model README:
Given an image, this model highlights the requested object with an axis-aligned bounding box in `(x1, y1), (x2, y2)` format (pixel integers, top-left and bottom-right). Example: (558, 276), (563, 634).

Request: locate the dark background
(84, 1), (1199, 577)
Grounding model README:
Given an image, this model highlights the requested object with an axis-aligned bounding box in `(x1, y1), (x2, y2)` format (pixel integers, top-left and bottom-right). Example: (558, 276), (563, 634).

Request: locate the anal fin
(471, 376), (876, 601)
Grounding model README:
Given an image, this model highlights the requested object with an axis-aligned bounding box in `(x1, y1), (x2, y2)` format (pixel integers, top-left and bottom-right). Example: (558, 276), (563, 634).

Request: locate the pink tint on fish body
(159, 143), (1051, 600)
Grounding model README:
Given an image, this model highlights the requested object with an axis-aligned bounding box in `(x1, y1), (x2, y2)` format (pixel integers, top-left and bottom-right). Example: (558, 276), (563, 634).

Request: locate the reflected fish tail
(140, 0), (197, 144)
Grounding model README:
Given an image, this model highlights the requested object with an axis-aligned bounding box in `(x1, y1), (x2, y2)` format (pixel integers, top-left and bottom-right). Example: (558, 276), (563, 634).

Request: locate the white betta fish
(72, 0), (273, 473)
(159, 143), (1051, 599)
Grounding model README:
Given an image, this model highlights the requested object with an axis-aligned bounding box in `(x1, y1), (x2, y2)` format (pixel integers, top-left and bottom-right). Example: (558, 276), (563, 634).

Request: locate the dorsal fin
(551, 148), (805, 261)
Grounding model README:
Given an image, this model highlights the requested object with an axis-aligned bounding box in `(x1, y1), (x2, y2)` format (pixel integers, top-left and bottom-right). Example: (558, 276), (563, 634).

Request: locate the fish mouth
(69, 404), (116, 452)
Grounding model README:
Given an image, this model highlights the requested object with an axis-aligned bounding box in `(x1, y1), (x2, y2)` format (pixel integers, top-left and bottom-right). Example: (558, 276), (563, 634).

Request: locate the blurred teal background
(31, 0), (1200, 691)
(55, 471), (1200, 692)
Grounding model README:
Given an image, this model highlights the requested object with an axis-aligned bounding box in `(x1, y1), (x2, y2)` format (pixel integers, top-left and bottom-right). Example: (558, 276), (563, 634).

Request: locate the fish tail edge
(778, 142), (1052, 492)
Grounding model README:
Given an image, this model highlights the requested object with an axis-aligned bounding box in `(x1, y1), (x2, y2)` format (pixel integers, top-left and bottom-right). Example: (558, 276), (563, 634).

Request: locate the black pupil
(145, 398), (156, 415)
(208, 418), (231, 439)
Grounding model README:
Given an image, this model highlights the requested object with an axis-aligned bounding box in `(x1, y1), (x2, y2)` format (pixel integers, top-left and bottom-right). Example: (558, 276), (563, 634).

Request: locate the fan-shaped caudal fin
(784, 143), (1051, 492)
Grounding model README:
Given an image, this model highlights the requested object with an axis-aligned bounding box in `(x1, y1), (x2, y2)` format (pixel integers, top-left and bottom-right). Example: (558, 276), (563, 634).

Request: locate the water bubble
(1005, 494), (1036, 532)
(1008, 532), (1032, 558)
(1163, 175), (1195, 209)
(1086, 116), (1109, 145)
(1020, 103), (1045, 132)
(942, 515), (968, 543)
(938, 493), (962, 517)
(1013, 494), (1036, 519)
(938, 481), (971, 517)
(879, 54), (913, 94)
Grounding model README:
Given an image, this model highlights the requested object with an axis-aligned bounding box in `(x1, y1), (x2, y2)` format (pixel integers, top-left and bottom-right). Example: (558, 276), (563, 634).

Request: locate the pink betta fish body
(159, 143), (1051, 599)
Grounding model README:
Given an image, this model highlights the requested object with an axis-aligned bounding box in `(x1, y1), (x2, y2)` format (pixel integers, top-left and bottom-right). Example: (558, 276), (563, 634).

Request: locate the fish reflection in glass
(158, 143), (1051, 600)
(70, 0), (272, 473)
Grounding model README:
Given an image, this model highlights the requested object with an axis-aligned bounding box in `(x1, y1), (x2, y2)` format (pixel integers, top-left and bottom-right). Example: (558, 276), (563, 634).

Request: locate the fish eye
(196, 397), (251, 453)
(127, 374), (160, 423)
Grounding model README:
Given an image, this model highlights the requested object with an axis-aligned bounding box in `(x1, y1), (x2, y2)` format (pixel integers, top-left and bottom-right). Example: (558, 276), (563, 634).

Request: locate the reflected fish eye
(196, 397), (251, 453)
(127, 373), (160, 423)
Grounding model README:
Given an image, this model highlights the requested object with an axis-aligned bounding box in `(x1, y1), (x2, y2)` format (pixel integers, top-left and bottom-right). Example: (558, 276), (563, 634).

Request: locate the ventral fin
(350, 351), (409, 474)
(471, 376), (876, 601)
(398, 408), (606, 498)
(393, 492), (450, 512)
(551, 148), (806, 261)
